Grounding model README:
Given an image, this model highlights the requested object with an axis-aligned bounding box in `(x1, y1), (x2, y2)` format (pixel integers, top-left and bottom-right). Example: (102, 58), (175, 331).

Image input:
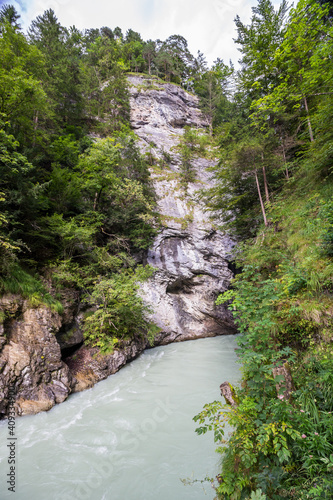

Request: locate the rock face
(0, 295), (72, 417)
(0, 296), (148, 417)
(64, 337), (147, 393)
(129, 75), (236, 342)
(0, 75), (236, 418)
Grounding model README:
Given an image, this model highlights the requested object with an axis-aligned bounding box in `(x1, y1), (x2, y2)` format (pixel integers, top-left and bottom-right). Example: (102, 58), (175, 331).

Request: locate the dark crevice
(203, 230), (217, 240)
(61, 341), (84, 361)
(191, 269), (216, 278)
(166, 276), (194, 294)
(227, 260), (242, 276)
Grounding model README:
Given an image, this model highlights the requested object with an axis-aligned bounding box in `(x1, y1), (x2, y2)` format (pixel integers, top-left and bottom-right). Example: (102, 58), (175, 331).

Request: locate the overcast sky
(4, 0), (279, 66)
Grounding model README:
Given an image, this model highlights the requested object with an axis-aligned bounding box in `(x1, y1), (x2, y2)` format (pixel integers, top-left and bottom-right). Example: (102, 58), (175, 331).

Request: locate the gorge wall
(128, 75), (236, 343)
(0, 75), (236, 418)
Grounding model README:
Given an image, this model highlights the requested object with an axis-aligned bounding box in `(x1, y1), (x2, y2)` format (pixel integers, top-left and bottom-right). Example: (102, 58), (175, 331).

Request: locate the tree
(113, 26), (123, 40)
(100, 26), (114, 40)
(124, 39), (145, 72)
(83, 27), (101, 47)
(155, 35), (194, 84)
(192, 50), (208, 77)
(251, 0), (330, 143)
(83, 266), (154, 353)
(80, 33), (130, 132)
(0, 22), (48, 147)
(0, 4), (20, 29)
(0, 120), (40, 253)
(233, 140), (269, 226)
(125, 28), (142, 43)
(28, 9), (84, 129)
(234, 0), (288, 103)
(155, 49), (175, 81)
(193, 59), (233, 134)
(142, 40), (156, 75)
(76, 137), (155, 250)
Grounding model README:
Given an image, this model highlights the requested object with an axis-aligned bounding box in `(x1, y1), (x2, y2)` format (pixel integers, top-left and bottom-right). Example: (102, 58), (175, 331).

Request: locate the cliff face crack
(166, 276), (195, 294)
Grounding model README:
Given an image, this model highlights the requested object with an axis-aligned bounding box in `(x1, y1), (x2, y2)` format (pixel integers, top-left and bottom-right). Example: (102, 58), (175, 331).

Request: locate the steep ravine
(0, 75), (236, 418)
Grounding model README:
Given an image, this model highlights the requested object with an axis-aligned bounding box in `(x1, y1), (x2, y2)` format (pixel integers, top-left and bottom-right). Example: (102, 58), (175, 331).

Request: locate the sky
(3, 0), (273, 66)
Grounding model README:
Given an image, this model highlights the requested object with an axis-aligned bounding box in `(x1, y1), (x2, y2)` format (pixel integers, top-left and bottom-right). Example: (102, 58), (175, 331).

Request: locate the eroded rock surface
(129, 75), (236, 341)
(0, 295), (72, 417)
(0, 295), (148, 416)
(64, 337), (147, 393)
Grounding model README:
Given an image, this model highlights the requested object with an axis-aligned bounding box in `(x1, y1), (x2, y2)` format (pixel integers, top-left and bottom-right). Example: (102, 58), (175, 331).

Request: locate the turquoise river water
(0, 335), (240, 500)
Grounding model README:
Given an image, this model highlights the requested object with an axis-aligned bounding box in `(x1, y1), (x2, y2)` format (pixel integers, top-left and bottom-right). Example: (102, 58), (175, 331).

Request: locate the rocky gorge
(0, 75), (236, 418)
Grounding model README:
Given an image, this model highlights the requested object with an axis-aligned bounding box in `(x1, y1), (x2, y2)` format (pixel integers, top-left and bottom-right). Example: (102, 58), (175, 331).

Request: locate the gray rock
(0, 297), (72, 417)
(129, 75), (236, 341)
(64, 337), (147, 393)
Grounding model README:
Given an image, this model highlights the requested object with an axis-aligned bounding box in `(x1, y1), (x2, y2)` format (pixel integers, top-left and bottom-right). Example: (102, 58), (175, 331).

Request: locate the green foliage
(205, 0), (333, 241)
(0, 192), (19, 256)
(193, 59), (234, 133)
(82, 266), (157, 353)
(176, 127), (215, 187)
(250, 490), (267, 500)
(234, 0), (288, 102)
(0, 9), (332, 498)
(154, 35), (194, 84)
(204, 131), (281, 237)
(0, 8), (160, 349)
(0, 23), (47, 147)
(196, 182), (333, 498)
(319, 198), (333, 256)
(0, 4), (20, 29)
(0, 262), (63, 312)
(196, 6), (333, 486)
(28, 9), (84, 130)
(76, 136), (156, 250)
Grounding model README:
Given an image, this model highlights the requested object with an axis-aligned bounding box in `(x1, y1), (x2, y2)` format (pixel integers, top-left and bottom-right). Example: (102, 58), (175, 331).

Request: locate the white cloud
(14, 0), (261, 66)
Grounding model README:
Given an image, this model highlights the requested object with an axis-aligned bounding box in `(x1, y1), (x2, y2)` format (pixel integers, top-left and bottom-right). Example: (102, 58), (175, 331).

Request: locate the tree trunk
(272, 362), (295, 402)
(281, 141), (289, 179)
(220, 382), (237, 406)
(32, 110), (38, 147)
(254, 168), (268, 226)
(208, 79), (213, 136)
(262, 160), (270, 204)
(303, 94), (314, 142)
(93, 188), (103, 211)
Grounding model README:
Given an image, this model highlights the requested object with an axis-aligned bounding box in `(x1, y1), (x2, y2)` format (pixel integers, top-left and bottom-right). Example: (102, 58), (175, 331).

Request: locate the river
(0, 335), (240, 500)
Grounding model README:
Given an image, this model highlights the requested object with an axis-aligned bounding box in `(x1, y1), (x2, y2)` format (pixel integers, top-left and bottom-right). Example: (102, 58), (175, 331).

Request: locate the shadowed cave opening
(227, 260), (242, 276)
(60, 341), (84, 361)
(166, 276), (195, 294)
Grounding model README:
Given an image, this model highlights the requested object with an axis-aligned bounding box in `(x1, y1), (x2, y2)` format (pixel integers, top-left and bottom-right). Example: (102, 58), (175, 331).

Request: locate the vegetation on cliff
(0, 2), (231, 350)
(0, 7), (159, 350)
(194, 0), (333, 498)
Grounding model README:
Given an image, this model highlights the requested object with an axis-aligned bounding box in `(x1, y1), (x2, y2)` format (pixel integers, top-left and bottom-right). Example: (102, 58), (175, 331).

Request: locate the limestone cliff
(128, 74), (236, 342)
(0, 75), (236, 418)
